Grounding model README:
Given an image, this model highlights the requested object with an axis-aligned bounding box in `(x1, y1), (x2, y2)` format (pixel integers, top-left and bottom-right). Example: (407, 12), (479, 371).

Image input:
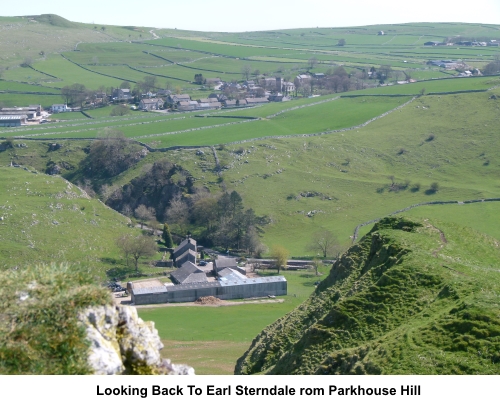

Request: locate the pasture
(138, 269), (328, 374)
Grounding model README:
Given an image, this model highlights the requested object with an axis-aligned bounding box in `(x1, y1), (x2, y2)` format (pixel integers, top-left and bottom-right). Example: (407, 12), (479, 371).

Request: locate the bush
(110, 105), (130, 116)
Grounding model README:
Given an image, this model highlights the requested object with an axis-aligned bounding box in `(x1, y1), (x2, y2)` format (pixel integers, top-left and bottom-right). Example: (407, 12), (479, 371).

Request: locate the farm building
(0, 115), (27, 127)
(1, 107), (38, 119)
(170, 262), (209, 284)
(131, 275), (287, 305)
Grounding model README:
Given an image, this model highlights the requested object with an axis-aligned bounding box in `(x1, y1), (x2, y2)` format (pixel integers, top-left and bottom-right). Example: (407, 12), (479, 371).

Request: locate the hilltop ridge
(235, 217), (500, 374)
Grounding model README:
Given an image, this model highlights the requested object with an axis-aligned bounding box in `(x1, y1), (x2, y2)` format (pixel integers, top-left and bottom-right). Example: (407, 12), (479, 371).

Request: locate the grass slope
(235, 217), (500, 375)
(0, 166), (138, 274)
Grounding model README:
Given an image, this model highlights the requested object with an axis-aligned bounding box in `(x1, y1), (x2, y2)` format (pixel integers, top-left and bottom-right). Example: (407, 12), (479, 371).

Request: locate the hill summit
(235, 217), (500, 374)
(25, 14), (79, 28)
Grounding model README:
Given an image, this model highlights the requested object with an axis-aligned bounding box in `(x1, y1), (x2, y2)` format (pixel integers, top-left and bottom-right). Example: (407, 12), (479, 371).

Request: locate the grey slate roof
(170, 262), (204, 284)
(173, 238), (197, 257)
(132, 285), (168, 296)
(215, 257), (237, 271)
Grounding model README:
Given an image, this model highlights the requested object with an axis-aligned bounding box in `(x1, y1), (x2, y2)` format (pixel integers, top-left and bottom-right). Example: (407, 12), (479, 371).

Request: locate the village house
(51, 104), (70, 113)
(268, 94), (291, 102)
(245, 97), (269, 105)
(112, 88), (132, 101)
(295, 74), (311, 85)
(138, 98), (164, 111)
(223, 99), (248, 107)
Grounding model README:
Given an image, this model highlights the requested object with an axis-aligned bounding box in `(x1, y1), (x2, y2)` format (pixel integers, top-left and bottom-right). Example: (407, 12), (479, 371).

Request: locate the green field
(138, 269), (328, 374)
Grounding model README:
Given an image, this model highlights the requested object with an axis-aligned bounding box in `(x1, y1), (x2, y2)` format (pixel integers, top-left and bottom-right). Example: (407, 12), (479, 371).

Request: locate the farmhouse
(51, 104), (69, 113)
(171, 235), (204, 268)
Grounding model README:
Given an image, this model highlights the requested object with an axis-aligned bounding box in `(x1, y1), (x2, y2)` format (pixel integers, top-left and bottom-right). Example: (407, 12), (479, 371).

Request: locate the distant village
(0, 55), (487, 128)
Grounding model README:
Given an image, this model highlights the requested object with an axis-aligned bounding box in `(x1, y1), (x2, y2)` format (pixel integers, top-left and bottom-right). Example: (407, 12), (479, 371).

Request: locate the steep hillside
(235, 217), (500, 374)
(0, 165), (138, 274)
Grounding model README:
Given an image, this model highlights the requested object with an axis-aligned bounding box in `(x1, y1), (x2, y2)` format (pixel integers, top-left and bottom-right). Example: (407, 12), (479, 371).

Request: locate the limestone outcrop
(79, 305), (194, 375)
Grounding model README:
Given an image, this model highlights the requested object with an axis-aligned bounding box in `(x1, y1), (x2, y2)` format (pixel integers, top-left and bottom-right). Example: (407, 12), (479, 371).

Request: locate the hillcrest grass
(0, 263), (112, 374)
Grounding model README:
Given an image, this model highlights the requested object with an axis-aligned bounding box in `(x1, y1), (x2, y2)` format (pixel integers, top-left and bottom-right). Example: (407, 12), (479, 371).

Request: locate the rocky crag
(235, 217), (500, 375)
(79, 305), (193, 375)
(0, 263), (193, 374)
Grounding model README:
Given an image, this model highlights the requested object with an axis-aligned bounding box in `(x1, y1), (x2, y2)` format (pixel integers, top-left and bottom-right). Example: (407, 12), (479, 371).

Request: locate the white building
(51, 104), (69, 113)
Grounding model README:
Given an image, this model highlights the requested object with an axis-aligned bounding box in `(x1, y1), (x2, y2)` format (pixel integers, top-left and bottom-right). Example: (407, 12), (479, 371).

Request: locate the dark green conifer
(163, 223), (173, 248)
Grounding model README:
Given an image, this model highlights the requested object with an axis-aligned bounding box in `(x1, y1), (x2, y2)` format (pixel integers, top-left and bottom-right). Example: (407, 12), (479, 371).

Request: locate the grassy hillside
(2, 90), (499, 257)
(149, 91), (500, 254)
(0, 166), (140, 275)
(235, 217), (500, 374)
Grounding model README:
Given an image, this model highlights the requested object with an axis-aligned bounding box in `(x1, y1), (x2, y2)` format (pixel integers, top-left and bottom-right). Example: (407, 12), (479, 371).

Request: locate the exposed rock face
(79, 305), (194, 375)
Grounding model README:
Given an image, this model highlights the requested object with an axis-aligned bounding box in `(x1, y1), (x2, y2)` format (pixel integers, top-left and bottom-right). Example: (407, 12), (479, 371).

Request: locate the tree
(162, 223), (173, 248)
(337, 38), (346, 46)
(429, 182), (440, 193)
(311, 257), (322, 276)
(241, 65), (252, 81)
(134, 204), (156, 228)
(22, 56), (33, 67)
(308, 229), (339, 258)
(194, 74), (205, 84)
(120, 81), (131, 89)
(87, 131), (143, 178)
(403, 70), (412, 81)
(377, 64), (392, 83)
(271, 245), (289, 274)
(116, 234), (157, 271)
(308, 57), (318, 70)
(110, 105), (130, 116)
(165, 193), (188, 234)
(61, 83), (87, 106)
(136, 75), (158, 94)
(255, 88), (266, 98)
(483, 58), (500, 75)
